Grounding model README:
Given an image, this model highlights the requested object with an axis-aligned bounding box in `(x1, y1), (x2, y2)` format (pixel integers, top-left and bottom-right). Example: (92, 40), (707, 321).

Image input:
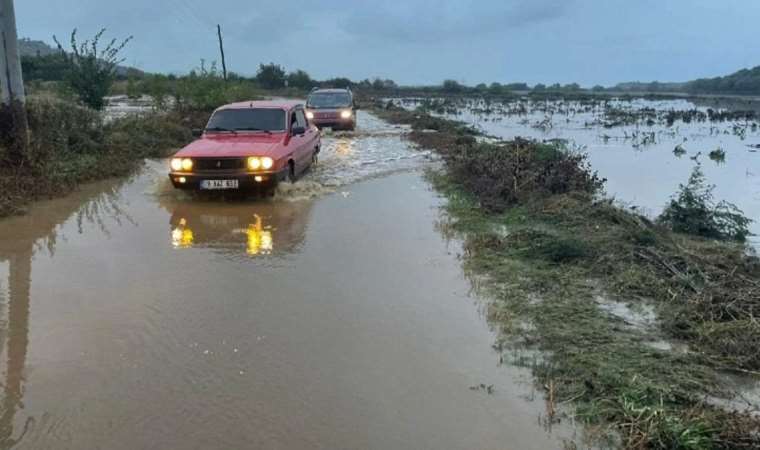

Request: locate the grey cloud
(339, 0), (571, 42)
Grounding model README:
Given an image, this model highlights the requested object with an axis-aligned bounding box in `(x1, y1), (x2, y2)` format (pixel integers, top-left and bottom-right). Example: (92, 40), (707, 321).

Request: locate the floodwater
(0, 113), (575, 449)
(394, 97), (760, 247)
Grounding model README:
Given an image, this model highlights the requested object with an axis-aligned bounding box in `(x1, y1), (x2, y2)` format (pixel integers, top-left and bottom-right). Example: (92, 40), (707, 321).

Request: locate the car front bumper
(168, 168), (288, 190)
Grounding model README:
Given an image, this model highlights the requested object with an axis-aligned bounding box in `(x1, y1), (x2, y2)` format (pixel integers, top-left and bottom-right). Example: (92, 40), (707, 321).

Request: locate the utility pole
(217, 24), (227, 82)
(0, 0), (28, 164)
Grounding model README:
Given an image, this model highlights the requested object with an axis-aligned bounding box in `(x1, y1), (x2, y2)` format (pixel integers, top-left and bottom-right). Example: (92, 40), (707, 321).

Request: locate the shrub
(448, 139), (606, 212)
(173, 62), (262, 113)
(25, 95), (104, 167)
(658, 165), (751, 241)
(53, 29), (132, 110)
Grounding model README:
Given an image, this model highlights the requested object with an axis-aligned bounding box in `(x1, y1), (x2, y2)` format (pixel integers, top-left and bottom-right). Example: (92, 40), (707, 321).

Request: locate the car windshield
(307, 92), (352, 109)
(206, 108), (286, 132)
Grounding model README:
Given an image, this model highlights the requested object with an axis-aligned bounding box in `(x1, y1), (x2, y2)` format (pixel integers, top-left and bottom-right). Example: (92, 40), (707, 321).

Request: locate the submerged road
(0, 113), (574, 449)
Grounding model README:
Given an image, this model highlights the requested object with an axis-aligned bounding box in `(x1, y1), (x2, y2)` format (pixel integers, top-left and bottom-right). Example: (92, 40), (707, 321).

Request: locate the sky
(14, 0), (760, 86)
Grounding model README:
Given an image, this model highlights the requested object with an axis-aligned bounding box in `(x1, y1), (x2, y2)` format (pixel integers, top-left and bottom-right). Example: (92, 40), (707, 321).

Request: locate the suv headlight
(306, 111), (314, 120)
(340, 110), (352, 119)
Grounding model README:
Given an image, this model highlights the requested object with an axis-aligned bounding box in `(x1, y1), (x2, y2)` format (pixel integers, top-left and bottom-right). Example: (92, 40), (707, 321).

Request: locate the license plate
(200, 179), (239, 190)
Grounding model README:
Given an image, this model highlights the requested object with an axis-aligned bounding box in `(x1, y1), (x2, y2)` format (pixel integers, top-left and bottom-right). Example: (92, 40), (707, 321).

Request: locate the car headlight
(306, 111), (314, 120)
(248, 157), (274, 171)
(171, 158), (193, 171)
(340, 110), (352, 119)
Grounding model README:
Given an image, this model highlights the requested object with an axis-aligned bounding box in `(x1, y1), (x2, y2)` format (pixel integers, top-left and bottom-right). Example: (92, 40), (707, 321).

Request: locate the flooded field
(393, 97), (760, 247)
(0, 113), (578, 449)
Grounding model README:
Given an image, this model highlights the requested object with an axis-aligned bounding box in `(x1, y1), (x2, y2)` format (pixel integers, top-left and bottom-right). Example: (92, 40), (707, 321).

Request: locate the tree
(533, 83), (546, 91)
(442, 79), (464, 93)
(53, 28), (132, 110)
(323, 77), (354, 88)
(505, 82), (529, 91)
(255, 63), (286, 89)
(287, 69), (313, 89)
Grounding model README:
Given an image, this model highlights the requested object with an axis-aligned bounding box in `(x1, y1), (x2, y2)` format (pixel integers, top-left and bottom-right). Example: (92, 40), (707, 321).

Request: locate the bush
(53, 29), (132, 110)
(173, 62), (262, 113)
(658, 165), (751, 241)
(448, 139), (606, 212)
(25, 95), (104, 167)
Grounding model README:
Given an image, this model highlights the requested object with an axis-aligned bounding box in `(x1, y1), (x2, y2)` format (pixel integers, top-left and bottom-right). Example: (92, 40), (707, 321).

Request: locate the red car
(169, 100), (320, 191)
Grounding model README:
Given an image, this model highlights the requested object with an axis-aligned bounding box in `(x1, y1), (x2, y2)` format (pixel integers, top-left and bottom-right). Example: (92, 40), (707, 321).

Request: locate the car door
(293, 108), (315, 171)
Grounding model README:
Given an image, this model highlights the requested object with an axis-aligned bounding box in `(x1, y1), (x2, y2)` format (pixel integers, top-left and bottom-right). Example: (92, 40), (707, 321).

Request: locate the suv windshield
(206, 108), (286, 132)
(307, 92), (352, 109)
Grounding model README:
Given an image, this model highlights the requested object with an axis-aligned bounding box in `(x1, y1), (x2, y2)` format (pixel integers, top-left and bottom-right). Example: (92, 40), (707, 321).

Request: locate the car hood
(175, 133), (285, 158)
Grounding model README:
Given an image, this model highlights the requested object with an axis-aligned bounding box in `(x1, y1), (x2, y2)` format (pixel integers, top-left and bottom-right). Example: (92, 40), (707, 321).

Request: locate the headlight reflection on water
(245, 214), (273, 256)
(171, 218), (194, 248)
(170, 215), (273, 255)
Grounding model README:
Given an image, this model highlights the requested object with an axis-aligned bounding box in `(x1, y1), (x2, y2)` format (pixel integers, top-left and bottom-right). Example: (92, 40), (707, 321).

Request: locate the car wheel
(287, 161), (297, 183)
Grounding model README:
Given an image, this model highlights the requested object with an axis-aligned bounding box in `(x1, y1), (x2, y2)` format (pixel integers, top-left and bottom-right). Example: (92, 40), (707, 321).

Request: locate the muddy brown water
(0, 114), (576, 449)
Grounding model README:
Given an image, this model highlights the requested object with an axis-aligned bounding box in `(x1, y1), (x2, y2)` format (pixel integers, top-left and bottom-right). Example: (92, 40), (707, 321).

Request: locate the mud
(0, 113), (577, 449)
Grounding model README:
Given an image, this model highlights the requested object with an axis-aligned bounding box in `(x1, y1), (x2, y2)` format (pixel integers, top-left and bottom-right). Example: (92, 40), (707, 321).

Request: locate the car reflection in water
(160, 197), (313, 257)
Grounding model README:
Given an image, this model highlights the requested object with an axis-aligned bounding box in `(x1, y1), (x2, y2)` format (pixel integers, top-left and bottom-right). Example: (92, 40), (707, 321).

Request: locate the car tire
(287, 161), (297, 183)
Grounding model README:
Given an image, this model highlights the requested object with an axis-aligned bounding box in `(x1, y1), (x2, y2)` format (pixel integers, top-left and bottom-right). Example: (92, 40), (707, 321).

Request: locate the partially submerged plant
(708, 146), (726, 163)
(673, 144), (687, 157)
(658, 165), (751, 241)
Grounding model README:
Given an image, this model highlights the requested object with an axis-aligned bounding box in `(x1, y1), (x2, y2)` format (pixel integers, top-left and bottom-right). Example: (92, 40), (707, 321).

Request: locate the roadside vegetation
(370, 101), (760, 449)
(0, 29), (193, 217)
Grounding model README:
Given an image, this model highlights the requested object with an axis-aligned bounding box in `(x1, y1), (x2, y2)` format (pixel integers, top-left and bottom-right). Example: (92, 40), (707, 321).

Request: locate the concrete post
(0, 0), (25, 104)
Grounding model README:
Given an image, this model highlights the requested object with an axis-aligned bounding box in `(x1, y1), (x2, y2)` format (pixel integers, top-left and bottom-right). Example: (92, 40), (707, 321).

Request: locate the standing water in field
(393, 97), (760, 247)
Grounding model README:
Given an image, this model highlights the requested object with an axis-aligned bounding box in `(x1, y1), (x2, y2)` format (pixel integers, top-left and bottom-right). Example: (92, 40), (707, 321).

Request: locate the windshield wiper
(205, 126), (236, 133)
(234, 127), (272, 134)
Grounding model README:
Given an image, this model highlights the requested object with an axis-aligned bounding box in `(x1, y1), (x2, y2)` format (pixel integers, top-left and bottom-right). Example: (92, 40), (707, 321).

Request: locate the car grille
(194, 158), (245, 171)
(316, 112), (339, 119)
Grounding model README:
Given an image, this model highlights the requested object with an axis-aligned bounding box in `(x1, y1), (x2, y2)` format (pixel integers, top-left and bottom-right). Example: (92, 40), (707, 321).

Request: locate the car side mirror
(291, 126), (306, 136)
(192, 128), (203, 137)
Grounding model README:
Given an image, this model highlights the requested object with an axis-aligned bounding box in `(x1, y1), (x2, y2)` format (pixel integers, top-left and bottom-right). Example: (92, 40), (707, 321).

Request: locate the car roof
(216, 100), (304, 111)
(309, 88), (351, 94)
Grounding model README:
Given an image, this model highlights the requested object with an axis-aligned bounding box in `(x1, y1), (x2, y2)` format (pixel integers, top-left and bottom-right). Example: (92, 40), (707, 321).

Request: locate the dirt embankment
(370, 100), (760, 449)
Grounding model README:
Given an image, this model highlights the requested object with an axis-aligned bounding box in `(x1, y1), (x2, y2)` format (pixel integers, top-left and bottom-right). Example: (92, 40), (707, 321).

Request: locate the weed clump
(658, 165), (751, 242)
(447, 139), (605, 212)
(1, 95), (192, 216)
